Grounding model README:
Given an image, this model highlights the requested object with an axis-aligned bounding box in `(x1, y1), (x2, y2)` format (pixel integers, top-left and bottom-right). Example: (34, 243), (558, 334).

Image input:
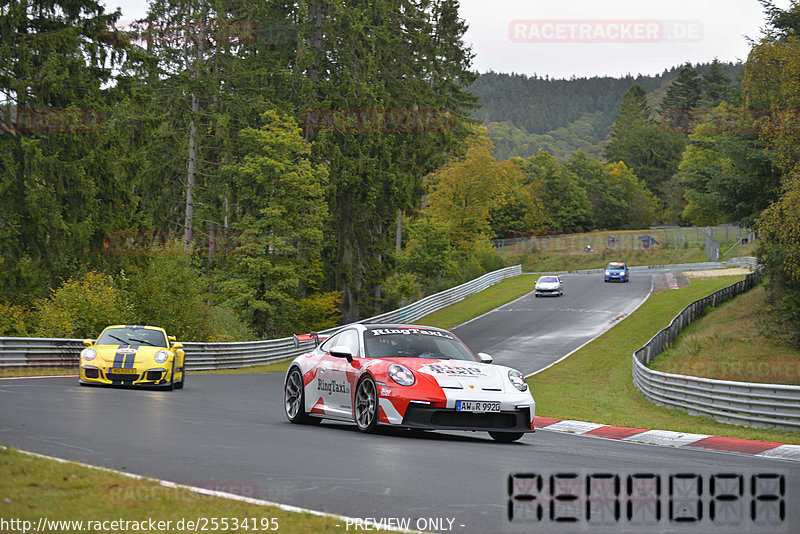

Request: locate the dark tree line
(0, 0), (478, 337)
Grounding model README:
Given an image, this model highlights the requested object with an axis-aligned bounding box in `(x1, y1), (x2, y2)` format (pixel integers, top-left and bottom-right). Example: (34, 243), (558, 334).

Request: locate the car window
(97, 327), (168, 348)
(320, 329), (360, 357)
(337, 329), (361, 357)
(319, 332), (341, 352)
(363, 328), (477, 362)
(607, 263), (625, 269)
(539, 276), (558, 283)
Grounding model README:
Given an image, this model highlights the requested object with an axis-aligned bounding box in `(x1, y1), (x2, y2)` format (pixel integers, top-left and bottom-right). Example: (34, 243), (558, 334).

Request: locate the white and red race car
(283, 324), (535, 442)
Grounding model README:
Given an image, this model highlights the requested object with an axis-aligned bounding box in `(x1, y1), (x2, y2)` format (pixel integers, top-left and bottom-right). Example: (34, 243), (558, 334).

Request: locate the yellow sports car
(79, 325), (186, 390)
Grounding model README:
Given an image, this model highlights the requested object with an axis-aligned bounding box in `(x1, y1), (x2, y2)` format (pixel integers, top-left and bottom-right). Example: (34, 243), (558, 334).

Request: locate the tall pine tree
(0, 0), (137, 302)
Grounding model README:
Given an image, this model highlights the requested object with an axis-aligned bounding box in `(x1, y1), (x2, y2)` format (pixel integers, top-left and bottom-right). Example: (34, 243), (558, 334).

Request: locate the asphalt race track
(2, 273), (799, 533)
(453, 272), (652, 375)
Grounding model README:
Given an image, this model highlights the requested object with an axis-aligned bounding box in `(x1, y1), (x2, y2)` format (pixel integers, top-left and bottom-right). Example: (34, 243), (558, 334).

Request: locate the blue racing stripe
(111, 346), (130, 385)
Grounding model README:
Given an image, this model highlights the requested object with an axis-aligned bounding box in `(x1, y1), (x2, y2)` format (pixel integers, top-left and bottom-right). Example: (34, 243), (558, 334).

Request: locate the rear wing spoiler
(292, 332), (329, 348)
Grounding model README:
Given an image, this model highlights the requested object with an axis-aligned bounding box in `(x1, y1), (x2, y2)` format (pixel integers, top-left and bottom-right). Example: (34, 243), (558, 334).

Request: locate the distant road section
(454, 273), (652, 375)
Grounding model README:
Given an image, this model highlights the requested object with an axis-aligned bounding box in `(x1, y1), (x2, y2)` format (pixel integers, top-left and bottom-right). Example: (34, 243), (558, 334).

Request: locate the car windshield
(539, 276), (558, 283)
(363, 327), (477, 362)
(607, 263), (625, 269)
(96, 327), (168, 348)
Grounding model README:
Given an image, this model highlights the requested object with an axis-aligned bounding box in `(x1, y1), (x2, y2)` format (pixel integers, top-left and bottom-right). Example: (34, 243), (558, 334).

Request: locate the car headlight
(81, 348), (97, 361)
(388, 364), (415, 386)
(605, 271), (611, 275)
(154, 351), (170, 364)
(508, 369), (528, 392)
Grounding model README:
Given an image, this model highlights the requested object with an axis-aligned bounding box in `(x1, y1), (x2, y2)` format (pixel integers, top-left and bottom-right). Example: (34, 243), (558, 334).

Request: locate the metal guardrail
(632, 268), (800, 431)
(0, 265), (522, 372)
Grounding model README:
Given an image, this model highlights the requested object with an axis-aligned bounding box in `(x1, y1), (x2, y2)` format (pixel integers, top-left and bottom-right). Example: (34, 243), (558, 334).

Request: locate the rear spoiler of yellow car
(292, 332), (329, 348)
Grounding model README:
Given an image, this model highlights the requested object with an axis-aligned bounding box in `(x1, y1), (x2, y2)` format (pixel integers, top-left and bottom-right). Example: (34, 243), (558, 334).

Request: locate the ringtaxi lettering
(318, 378), (350, 395)
(370, 328), (453, 339)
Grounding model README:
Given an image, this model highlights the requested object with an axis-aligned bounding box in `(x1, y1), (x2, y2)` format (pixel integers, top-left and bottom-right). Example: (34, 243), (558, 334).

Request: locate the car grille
(402, 405), (529, 431)
(146, 370), (164, 381)
(83, 368), (99, 379)
(107, 372), (139, 381)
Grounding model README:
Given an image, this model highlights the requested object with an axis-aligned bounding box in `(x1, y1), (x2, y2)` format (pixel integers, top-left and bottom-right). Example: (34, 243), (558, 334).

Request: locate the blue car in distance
(604, 262), (629, 283)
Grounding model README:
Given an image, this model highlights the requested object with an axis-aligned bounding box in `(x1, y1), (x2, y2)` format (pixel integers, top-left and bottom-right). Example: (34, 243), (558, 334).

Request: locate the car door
(316, 329), (360, 419)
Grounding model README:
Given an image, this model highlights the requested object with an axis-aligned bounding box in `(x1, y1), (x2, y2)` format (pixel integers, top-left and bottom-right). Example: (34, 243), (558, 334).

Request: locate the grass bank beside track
(0, 447), (396, 534)
(527, 275), (800, 445)
(505, 240), (757, 273)
(649, 285), (800, 385)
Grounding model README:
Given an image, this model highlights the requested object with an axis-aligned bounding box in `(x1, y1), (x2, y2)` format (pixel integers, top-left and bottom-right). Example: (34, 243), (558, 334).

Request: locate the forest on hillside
(1, 0), (798, 347)
(469, 62), (745, 160)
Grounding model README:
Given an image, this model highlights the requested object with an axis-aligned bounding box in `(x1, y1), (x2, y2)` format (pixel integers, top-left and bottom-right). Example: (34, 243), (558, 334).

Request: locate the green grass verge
(0, 367), (77, 378)
(649, 285), (800, 385)
(193, 360), (292, 375)
(528, 275), (800, 444)
(509, 247), (709, 273)
(0, 447), (395, 534)
(196, 275), (540, 375)
(412, 274), (538, 330)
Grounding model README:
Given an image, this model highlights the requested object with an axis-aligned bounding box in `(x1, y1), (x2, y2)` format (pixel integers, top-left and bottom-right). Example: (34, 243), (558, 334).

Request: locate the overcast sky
(104, 0), (785, 79)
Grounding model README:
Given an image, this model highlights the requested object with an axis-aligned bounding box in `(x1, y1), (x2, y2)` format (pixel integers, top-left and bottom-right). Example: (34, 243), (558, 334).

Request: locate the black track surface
(2, 273), (798, 533)
(454, 273), (652, 374)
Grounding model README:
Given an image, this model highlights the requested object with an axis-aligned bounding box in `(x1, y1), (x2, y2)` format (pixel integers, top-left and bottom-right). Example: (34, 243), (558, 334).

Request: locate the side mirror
(477, 352), (493, 364)
(329, 345), (354, 363)
(168, 335), (176, 342)
(172, 342), (183, 350)
(83, 339), (93, 347)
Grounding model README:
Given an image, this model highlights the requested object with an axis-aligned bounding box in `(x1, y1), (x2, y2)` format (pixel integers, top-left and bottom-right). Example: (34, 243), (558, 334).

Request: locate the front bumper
(400, 404), (534, 432)
(535, 287), (561, 296)
(605, 273), (627, 282)
(80, 365), (172, 387)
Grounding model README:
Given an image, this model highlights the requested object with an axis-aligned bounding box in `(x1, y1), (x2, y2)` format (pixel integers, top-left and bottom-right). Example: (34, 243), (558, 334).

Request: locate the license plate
(109, 368), (137, 374)
(456, 400), (501, 413)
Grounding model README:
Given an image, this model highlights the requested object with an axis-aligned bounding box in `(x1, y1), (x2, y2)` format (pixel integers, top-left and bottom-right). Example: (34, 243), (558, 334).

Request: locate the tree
(519, 151), (593, 233)
(700, 59), (733, 108)
(676, 104), (779, 226)
(214, 111), (329, 338)
(565, 151), (656, 229)
(295, 0), (479, 321)
(604, 84), (686, 200)
(660, 64), (702, 116)
(0, 0), (138, 302)
(746, 0), (800, 345)
(424, 129), (509, 251)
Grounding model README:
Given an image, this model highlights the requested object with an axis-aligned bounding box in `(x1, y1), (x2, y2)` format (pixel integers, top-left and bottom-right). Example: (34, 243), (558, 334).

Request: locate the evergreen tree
(660, 64), (702, 132)
(604, 84), (686, 200)
(700, 59), (732, 108)
(214, 111), (329, 338)
(520, 151), (593, 233)
(0, 0), (137, 302)
(295, 0), (478, 321)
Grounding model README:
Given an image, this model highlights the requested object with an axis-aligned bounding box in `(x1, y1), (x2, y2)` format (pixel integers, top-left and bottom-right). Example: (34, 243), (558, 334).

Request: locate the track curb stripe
(535, 418), (800, 462)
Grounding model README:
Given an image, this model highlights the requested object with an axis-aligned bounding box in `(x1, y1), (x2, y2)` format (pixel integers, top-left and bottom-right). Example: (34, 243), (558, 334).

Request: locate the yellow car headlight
(154, 351), (170, 364)
(81, 348), (97, 361)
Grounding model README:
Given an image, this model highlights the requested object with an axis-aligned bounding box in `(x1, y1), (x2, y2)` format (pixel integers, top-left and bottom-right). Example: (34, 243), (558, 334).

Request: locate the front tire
(354, 377), (380, 433)
(284, 367), (319, 424)
(489, 431), (524, 443)
(173, 366), (185, 389)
